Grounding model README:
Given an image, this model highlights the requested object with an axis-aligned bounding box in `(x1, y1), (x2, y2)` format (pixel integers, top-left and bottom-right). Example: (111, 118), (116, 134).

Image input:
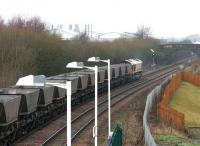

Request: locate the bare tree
(8, 16), (26, 29)
(8, 16), (47, 32)
(0, 16), (4, 30)
(0, 16), (4, 25)
(25, 16), (47, 32)
(135, 25), (152, 39)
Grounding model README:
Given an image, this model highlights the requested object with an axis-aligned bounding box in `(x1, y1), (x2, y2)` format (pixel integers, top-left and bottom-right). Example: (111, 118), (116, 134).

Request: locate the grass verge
(154, 134), (200, 146)
(168, 81), (200, 127)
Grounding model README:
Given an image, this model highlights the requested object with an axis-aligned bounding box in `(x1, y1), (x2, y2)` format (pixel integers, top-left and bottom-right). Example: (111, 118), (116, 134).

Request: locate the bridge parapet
(160, 44), (200, 49)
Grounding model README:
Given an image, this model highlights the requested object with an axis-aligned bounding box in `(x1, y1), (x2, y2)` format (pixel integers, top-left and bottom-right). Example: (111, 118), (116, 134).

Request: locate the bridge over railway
(161, 43), (200, 49)
(158, 44), (200, 64)
(160, 43), (200, 55)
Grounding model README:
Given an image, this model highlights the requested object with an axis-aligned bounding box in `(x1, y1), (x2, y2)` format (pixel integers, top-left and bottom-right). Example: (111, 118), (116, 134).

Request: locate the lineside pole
(66, 81), (71, 146)
(93, 66), (98, 146)
(108, 59), (111, 136)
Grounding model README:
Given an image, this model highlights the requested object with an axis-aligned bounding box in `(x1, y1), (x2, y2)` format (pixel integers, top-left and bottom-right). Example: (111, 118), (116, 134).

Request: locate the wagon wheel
(57, 105), (62, 114)
(0, 133), (5, 145)
(32, 113), (37, 128)
(37, 116), (45, 125)
(5, 142), (10, 146)
(52, 108), (57, 117)
(16, 128), (22, 139)
(8, 130), (16, 143)
(45, 107), (50, 121)
(31, 120), (37, 130)
(1, 126), (10, 144)
(63, 104), (66, 112)
(48, 109), (53, 120)
(2, 137), (9, 146)
(61, 104), (65, 113)
(43, 113), (48, 123)
(2, 141), (8, 146)
(22, 121), (31, 134)
(8, 124), (17, 143)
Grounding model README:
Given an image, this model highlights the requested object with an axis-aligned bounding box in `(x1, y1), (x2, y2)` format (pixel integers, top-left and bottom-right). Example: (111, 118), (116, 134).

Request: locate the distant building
(50, 24), (137, 41)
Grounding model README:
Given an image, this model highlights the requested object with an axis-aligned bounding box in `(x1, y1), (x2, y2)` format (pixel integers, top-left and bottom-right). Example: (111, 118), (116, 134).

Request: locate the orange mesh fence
(160, 72), (182, 106)
(158, 104), (184, 130)
(157, 71), (199, 130)
(182, 71), (200, 86)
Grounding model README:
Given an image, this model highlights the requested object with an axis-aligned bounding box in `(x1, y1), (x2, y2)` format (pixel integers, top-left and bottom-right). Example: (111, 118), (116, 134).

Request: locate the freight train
(0, 59), (142, 145)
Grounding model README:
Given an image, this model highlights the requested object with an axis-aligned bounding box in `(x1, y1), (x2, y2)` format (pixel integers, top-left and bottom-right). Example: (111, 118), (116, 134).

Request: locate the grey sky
(0, 0), (199, 38)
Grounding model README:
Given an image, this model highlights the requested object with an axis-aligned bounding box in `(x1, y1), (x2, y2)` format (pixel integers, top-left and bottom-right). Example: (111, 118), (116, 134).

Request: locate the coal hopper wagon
(0, 58), (142, 144)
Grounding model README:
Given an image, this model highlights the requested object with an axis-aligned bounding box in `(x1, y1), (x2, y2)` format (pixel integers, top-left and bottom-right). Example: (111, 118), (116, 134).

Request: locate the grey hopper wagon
(46, 75), (79, 95)
(0, 94), (21, 126)
(65, 72), (89, 90)
(14, 85), (54, 107)
(111, 64), (125, 77)
(98, 66), (109, 80)
(97, 69), (105, 83)
(76, 69), (105, 84)
(118, 64), (126, 76)
(111, 65), (120, 78)
(99, 65), (120, 79)
(111, 64), (124, 76)
(0, 88), (40, 115)
(75, 70), (95, 86)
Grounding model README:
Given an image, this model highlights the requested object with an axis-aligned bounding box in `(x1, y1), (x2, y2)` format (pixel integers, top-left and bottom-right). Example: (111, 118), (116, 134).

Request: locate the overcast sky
(0, 0), (200, 38)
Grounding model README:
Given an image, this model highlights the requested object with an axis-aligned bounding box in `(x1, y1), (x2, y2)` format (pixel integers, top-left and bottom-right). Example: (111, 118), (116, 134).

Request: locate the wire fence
(143, 76), (171, 146)
(143, 71), (200, 146)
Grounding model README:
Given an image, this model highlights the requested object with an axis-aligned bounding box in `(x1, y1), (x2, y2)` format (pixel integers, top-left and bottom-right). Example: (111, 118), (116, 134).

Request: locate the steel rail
(42, 65), (180, 146)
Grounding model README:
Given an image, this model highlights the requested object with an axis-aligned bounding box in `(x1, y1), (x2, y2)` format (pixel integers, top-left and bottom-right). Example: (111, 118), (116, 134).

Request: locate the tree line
(0, 16), (159, 87)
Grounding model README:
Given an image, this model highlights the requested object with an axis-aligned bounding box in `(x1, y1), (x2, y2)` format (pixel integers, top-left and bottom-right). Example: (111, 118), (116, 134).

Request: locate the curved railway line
(44, 65), (179, 146)
(14, 58), (192, 146)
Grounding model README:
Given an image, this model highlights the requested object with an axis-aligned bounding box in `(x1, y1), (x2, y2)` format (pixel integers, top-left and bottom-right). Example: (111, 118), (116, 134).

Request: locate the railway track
(14, 57), (193, 146)
(43, 65), (179, 146)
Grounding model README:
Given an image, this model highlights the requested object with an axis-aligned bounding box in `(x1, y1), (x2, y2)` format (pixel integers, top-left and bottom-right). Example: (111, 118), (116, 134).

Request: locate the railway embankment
(148, 68), (200, 146)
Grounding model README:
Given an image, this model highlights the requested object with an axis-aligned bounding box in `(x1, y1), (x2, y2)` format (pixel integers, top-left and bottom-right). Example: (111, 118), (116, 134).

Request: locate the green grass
(154, 134), (200, 146)
(168, 81), (200, 127)
(184, 66), (192, 72)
